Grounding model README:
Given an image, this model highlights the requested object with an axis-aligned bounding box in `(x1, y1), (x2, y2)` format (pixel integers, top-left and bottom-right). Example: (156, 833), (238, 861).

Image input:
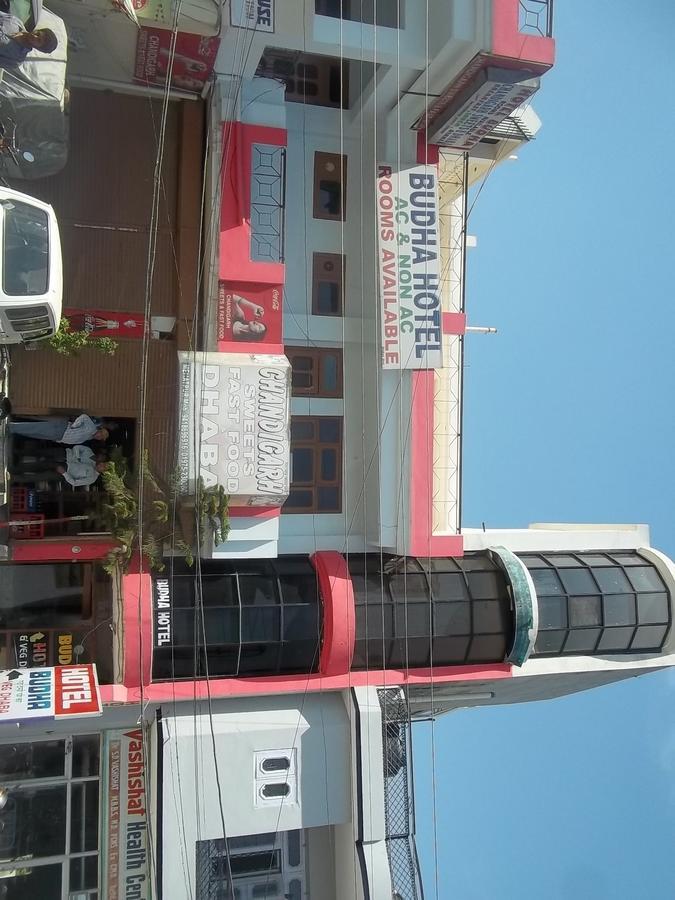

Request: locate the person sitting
(9, 414), (113, 444)
(0, 14), (58, 66)
(57, 445), (108, 488)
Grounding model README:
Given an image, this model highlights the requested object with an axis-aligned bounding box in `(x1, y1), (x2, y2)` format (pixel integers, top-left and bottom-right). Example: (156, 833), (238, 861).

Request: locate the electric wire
(131, 3), (188, 895)
(182, 16), (271, 899)
(131, 4), (505, 898)
(131, 9), (261, 896)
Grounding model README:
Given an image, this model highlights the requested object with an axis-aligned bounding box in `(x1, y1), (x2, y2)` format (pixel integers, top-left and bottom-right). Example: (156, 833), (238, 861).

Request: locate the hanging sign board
(217, 281), (282, 350)
(176, 351), (290, 506)
(376, 164), (443, 369)
(12, 629), (85, 669)
(0, 664), (101, 722)
(428, 66), (540, 150)
(230, 0), (274, 31)
(134, 28), (220, 93)
(104, 729), (151, 900)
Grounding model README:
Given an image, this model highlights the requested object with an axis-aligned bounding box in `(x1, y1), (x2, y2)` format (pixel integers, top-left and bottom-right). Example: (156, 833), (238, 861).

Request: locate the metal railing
(518, 0), (553, 37)
(379, 688), (424, 900)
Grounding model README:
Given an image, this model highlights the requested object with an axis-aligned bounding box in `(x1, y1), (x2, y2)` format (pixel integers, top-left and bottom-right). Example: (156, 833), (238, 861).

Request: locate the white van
(0, 186), (62, 343)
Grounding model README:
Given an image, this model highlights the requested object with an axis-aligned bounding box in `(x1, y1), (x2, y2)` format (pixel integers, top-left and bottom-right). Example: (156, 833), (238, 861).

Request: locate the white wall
(306, 826), (338, 900)
(161, 694), (352, 896)
(463, 523), (652, 553)
(278, 99), (382, 554)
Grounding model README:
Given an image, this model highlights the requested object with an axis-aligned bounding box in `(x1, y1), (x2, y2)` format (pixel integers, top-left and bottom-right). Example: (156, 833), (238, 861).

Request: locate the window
(315, 0), (402, 27)
(151, 558), (321, 681)
(0, 735), (101, 896)
(2, 201), (49, 296)
(260, 756), (291, 773)
(0, 563), (110, 672)
(256, 48), (348, 108)
(313, 152), (347, 220)
(312, 252), (344, 316)
(286, 347), (343, 397)
(196, 831), (305, 900)
(0, 563), (89, 630)
(350, 554), (514, 669)
(250, 143), (286, 263)
(522, 552), (672, 657)
(285, 417), (342, 514)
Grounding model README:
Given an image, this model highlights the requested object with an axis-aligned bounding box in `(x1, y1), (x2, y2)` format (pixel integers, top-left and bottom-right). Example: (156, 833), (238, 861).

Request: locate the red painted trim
(9, 537), (117, 563)
(410, 534), (465, 557)
(416, 131), (440, 164)
(99, 664), (512, 705)
(408, 371), (464, 559)
(228, 506), (281, 519)
(442, 312), (467, 335)
(121, 558), (153, 689)
(409, 371), (434, 551)
(409, 133), (464, 557)
(491, 0), (555, 69)
(311, 550), (355, 675)
(216, 340), (284, 355)
(220, 121), (287, 285)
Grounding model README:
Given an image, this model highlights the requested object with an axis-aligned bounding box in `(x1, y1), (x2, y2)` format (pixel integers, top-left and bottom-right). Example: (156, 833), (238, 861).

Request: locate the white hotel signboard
(376, 164), (443, 370)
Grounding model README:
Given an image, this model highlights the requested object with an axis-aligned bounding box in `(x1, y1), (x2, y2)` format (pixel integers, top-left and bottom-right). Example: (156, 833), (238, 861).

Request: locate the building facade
(3, 3), (670, 900)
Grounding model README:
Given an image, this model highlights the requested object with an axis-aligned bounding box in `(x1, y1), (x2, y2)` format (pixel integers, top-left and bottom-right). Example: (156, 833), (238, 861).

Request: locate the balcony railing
(518, 0), (553, 37)
(379, 688), (424, 900)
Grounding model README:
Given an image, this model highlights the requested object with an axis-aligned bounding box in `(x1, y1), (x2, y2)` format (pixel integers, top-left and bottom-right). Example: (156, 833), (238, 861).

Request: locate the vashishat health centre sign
(177, 351), (291, 506)
(376, 164), (443, 369)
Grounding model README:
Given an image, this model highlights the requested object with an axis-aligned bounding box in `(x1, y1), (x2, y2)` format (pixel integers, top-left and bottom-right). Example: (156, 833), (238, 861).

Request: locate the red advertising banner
(64, 309), (146, 339)
(217, 280), (282, 350)
(134, 28), (220, 92)
(54, 664), (102, 718)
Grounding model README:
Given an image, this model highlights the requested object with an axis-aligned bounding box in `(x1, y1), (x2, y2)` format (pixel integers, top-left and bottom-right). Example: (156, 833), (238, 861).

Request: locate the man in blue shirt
(0, 14), (58, 66)
(9, 414), (113, 444)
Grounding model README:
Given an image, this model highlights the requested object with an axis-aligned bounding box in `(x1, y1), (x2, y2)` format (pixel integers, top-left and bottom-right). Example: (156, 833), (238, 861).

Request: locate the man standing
(57, 445), (108, 488)
(9, 414), (111, 444)
(0, 15), (58, 66)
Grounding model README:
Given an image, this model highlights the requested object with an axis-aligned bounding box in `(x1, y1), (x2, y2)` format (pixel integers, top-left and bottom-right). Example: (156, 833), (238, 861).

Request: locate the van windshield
(2, 201), (49, 297)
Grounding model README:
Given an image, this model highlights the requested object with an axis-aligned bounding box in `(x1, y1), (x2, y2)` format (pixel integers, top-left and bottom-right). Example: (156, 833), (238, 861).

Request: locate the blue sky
(415, 2), (675, 897)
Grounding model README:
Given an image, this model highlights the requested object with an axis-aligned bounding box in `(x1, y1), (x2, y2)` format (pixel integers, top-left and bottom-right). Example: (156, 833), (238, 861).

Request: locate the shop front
(0, 560), (114, 683)
(0, 721), (155, 900)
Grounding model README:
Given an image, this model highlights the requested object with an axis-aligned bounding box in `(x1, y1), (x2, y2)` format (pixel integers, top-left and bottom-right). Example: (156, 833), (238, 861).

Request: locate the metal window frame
(195, 830), (305, 900)
(286, 416), (343, 514)
(151, 560), (322, 680)
(312, 152), (347, 221)
(285, 346), (344, 398)
(256, 47), (349, 109)
(351, 553), (513, 669)
(526, 552), (672, 657)
(517, 0), (553, 38)
(0, 734), (102, 899)
(311, 251), (345, 317)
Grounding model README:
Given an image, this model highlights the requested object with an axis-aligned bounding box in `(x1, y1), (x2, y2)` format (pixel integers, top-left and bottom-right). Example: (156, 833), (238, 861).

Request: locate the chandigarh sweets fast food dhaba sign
(177, 351), (290, 506)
